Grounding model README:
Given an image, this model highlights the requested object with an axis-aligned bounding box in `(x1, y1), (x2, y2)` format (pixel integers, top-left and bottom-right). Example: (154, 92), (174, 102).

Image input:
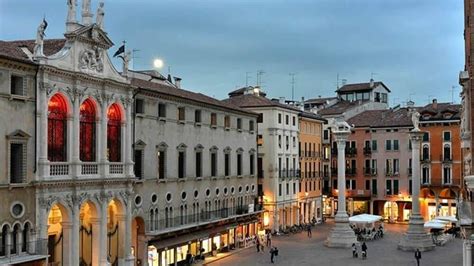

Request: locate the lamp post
(398, 117), (434, 251)
(325, 121), (357, 248)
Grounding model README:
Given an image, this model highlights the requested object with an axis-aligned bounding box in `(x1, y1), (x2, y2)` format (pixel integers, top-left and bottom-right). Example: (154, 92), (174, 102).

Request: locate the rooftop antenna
(336, 73), (339, 89)
(371, 72), (378, 80)
(131, 49), (140, 70)
(256, 70), (265, 86)
(289, 73), (296, 101)
(245, 72), (252, 87)
(451, 86), (456, 104)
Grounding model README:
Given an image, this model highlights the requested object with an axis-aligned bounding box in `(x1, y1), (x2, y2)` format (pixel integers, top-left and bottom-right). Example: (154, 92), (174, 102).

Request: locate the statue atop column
(67, 0), (77, 23)
(411, 111), (421, 131)
(82, 0), (91, 14)
(96, 2), (105, 29)
(34, 19), (48, 58)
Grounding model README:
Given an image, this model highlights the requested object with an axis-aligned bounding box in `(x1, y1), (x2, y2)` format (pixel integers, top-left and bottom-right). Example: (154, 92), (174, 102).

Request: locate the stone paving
(206, 219), (462, 266)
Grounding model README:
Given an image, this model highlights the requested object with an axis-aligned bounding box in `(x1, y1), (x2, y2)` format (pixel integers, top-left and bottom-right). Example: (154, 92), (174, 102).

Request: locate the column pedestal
(325, 129), (356, 248)
(398, 130), (434, 252)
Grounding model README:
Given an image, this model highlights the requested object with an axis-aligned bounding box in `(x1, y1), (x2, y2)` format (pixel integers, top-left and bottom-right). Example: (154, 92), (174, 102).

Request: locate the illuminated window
(107, 103), (121, 162)
(80, 98), (96, 162)
(48, 94), (68, 162)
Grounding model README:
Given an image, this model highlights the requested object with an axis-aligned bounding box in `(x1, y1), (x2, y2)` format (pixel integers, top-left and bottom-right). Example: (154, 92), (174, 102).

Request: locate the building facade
(298, 112), (326, 224)
(224, 87), (301, 232)
(129, 71), (260, 266)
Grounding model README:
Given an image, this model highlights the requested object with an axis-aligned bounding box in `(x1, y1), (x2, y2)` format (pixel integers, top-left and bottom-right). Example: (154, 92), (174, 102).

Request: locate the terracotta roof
(228, 86), (267, 97)
(305, 97), (337, 104)
(336, 81), (391, 93)
(131, 78), (256, 116)
(299, 111), (327, 122)
(348, 108), (412, 128)
(418, 102), (461, 121)
(0, 39), (66, 63)
(317, 100), (369, 116)
(222, 94), (301, 112)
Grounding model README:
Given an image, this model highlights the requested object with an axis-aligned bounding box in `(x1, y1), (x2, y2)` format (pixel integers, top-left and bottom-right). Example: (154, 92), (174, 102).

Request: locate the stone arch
(106, 101), (126, 122)
(80, 96), (102, 119)
(0, 223), (10, 256)
(47, 201), (72, 265)
(48, 91), (73, 116)
(420, 188), (436, 199)
(439, 188), (457, 199)
(79, 199), (100, 266)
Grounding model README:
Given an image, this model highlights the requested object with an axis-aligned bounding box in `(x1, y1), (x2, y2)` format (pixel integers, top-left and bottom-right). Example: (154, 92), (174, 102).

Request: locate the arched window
(48, 94), (68, 161)
(443, 144), (451, 161)
(80, 99), (96, 162)
(12, 224), (20, 254)
(422, 145), (430, 161)
(107, 104), (122, 162)
(0, 225), (8, 256)
(22, 222), (30, 252)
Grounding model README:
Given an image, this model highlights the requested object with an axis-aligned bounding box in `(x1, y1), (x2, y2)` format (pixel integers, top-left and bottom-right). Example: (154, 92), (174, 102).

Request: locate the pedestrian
(274, 246), (279, 262)
(351, 243), (358, 258)
(185, 250), (192, 266)
(361, 242), (367, 259)
(267, 232), (272, 247)
(270, 247), (275, 263)
(415, 248), (422, 266)
(256, 236), (260, 252)
(307, 225), (312, 238)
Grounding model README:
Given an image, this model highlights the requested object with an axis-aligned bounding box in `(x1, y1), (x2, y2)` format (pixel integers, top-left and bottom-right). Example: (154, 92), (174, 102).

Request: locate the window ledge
(196, 177), (203, 180)
(237, 129), (242, 132)
(250, 130), (255, 134)
(225, 127), (230, 131)
(8, 183), (28, 189)
(225, 176), (231, 179)
(178, 178), (186, 182)
(178, 120), (186, 125)
(9, 95), (28, 101)
(136, 113), (145, 118)
(158, 117), (167, 123)
(157, 178), (167, 183)
(210, 176), (217, 180)
(210, 125), (217, 129)
(237, 175), (243, 179)
(195, 122), (202, 127)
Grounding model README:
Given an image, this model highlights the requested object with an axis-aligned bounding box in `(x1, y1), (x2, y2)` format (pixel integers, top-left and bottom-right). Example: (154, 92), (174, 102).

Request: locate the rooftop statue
(34, 19), (47, 57)
(411, 111), (420, 131)
(96, 2), (105, 29)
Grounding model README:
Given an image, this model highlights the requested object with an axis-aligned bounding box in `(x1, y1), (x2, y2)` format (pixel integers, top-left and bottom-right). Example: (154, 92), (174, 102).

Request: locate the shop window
(107, 103), (122, 162)
(80, 98), (96, 162)
(48, 93), (68, 162)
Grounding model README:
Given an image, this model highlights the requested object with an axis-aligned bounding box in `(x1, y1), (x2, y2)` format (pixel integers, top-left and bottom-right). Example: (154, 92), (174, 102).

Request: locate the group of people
(351, 242), (368, 259)
(351, 224), (384, 241)
(254, 232), (280, 263)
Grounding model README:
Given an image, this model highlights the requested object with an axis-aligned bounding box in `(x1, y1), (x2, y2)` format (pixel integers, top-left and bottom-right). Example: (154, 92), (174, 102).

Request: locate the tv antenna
(289, 73), (296, 101)
(131, 49), (140, 70)
(371, 72), (378, 80)
(451, 86), (457, 103)
(256, 70), (265, 86)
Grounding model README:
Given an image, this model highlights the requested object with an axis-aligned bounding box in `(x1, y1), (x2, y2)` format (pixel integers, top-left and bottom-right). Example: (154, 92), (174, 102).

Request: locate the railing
(81, 162), (99, 175)
(49, 162), (69, 176)
(363, 147), (372, 156)
(0, 239), (48, 263)
(331, 168), (337, 177)
(345, 147), (357, 157)
(258, 170), (264, 179)
(441, 155), (452, 162)
(363, 168), (376, 176)
(145, 206), (262, 232)
(346, 168), (357, 176)
(279, 168), (287, 178)
(109, 163), (124, 175)
(385, 169), (400, 177)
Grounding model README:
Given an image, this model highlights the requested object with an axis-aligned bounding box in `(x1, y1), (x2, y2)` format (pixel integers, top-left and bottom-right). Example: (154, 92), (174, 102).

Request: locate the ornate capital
(38, 195), (59, 211)
(66, 86), (88, 104)
(39, 82), (55, 96)
(120, 95), (133, 110)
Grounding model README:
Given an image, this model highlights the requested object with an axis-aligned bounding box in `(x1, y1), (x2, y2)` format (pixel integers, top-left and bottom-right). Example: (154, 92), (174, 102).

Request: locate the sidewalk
(194, 244), (254, 265)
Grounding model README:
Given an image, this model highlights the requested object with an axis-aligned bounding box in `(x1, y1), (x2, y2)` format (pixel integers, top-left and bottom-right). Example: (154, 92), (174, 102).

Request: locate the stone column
(325, 129), (357, 248)
(90, 218), (101, 266)
(61, 222), (73, 265)
(99, 105), (109, 176)
(71, 203), (80, 266)
(123, 201), (135, 266)
(16, 229), (22, 255)
(464, 239), (472, 266)
(99, 200), (109, 265)
(72, 99), (81, 176)
(38, 85), (49, 178)
(124, 97), (134, 177)
(398, 130), (434, 251)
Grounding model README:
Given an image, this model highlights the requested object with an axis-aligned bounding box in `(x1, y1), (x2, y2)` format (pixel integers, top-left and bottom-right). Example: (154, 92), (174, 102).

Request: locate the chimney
(173, 77), (182, 88)
(369, 78), (374, 88)
(432, 98), (438, 109)
(167, 74), (173, 83)
(279, 97), (285, 104)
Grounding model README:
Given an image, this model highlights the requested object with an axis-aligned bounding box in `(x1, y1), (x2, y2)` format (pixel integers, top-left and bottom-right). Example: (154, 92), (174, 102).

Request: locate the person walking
(361, 242), (367, 259)
(351, 243), (358, 258)
(270, 247), (275, 263)
(267, 232), (272, 247)
(307, 225), (312, 238)
(415, 248), (422, 266)
(256, 236), (260, 252)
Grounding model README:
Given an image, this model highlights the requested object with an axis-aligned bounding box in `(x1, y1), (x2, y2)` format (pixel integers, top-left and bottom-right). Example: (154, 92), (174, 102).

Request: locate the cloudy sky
(0, 0), (464, 105)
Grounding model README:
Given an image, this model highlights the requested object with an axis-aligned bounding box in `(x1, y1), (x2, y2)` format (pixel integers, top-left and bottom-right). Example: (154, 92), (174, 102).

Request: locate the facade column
(123, 198), (135, 265)
(72, 99), (81, 176)
(61, 222), (73, 266)
(90, 218), (101, 266)
(325, 128), (356, 248)
(16, 229), (22, 255)
(398, 130), (434, 251)
(5, 229), (11, 258)
(99, 200), (109, 265)
(124, 96), (134, 177)
(99, 104), (109, 176)
(38, 85), (49, 178)
(71, 203), (80, 266)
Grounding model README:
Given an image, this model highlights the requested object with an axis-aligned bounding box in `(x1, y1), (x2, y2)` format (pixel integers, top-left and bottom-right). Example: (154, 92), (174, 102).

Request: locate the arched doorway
(132, 217), (146, 266)
(439, 188), (457, 217)
(48, 93), (68, 162)
(79, 200), (99, 266)
(107, 198), (126, 265)
(420, 188), (436, 220)
(47, 202), (71, 265)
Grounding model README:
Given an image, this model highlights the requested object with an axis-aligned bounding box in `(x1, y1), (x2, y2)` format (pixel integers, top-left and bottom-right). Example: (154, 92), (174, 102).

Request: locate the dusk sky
(0, 0), (464, 105)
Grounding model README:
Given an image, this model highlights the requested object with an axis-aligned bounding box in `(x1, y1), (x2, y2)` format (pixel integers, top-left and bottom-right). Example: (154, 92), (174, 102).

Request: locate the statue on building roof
(96, 2), (105, 29)
(121, 50), (131, 77)
(67, 0), (77, 23)
(82, 0), (91, 14)
(34, 18), (48, 58)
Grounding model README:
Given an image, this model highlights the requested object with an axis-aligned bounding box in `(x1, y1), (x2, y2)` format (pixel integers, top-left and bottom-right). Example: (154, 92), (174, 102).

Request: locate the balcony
(345, 147), (357, 157)
(407, 167), (412, 176)
(43, 161), (130, 181)
(0, 239), (48, 265)
(385, 168), (400, 177)
(145, 206), (263, 233)
(363, 167), (377, 176)
(331, 168), (337, 177)
(279, 168), (287, 178)
(346, 168), (357, 176)
(258, 170), (265, 179)
(331, 148), (338, 156)
(421, 155), (431, 163)
(363, 147), (372, 156)
(441, 155), (452, 163)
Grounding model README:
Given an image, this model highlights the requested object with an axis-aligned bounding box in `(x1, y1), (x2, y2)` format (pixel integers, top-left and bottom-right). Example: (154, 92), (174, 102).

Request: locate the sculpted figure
(411, 111), (420, 131)
(34, 19), (47, 57)
(67, 0), (77, 22)
(96, 2), (105, 29)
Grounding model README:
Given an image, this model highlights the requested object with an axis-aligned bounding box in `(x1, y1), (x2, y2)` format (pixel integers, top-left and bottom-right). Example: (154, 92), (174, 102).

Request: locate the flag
(43, 18), (48, 31)
(113, 44), (125, 57)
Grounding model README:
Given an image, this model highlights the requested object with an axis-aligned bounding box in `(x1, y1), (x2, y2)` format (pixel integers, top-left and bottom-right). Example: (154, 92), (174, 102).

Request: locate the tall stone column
(325, 129), (356, 248)
(464, 239), (472, 266)
(398, 130), (434, 251)
(61, 222), (73, 265)
(38, 85), (49, 178)
(124, 200), (135, 266)
(99, 200), (109, 265)
(99, 104), (109, 176)
(124, 96), (134, 177)
(71, 203), (80, 266)
(72, 99), (81, 176)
